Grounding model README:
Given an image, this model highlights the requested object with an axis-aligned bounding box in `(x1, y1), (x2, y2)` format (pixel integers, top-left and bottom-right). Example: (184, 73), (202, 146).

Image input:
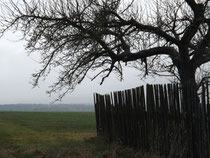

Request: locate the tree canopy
(0, 0), (209, 99)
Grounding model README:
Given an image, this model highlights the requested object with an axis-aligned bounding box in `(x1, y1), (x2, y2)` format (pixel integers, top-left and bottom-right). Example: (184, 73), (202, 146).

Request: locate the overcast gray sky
(1, 0), (177, 105)
(0, 31), (171, 105)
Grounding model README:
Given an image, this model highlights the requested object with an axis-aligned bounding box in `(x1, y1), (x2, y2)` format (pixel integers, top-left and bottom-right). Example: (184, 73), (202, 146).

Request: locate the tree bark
(178, 66), (208, 158)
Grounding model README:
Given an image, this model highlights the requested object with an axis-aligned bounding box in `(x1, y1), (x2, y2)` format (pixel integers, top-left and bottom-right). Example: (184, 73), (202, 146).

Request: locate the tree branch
(107, 10), (181, 46)
(185, 0), (198, 13)
(193, 48), (210, 68)
(117, 47), (180, 66)
(191, 26), (210, 66)
(181, 1), (205, 44)
(127, 19), (181, 46)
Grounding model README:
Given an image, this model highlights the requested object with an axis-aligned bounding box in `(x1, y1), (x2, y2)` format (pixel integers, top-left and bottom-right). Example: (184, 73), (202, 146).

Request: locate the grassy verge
(0, 112), (160, 158)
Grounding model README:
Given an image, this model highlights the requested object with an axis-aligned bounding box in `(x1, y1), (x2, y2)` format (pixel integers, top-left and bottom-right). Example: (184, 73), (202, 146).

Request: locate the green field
(0, 112), (97, 158)
(0, 112), (159, 158)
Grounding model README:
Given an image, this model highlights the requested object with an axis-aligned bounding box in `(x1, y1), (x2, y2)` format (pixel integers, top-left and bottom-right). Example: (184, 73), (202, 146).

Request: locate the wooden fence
(94, 83), (210, 158)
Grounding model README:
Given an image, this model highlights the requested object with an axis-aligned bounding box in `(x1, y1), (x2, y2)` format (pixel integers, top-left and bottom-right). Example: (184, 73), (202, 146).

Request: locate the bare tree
(0, 0), (209, 99)
(0, 0), (209, 157)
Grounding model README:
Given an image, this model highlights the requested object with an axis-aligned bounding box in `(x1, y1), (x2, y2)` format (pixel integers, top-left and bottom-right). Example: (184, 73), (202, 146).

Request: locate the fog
(0, 32), (170, 105)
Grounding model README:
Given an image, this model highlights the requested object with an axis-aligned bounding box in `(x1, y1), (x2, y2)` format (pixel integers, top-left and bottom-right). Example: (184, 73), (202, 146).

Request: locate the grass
(0, 112), (161, 158)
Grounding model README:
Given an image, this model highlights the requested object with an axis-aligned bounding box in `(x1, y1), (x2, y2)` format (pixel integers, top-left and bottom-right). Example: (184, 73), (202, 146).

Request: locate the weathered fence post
(94, 83), (210, 157)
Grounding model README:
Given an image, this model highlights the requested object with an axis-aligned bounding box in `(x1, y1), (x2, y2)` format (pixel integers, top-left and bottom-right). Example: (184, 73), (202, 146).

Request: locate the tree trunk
(178, 67), (208, 158)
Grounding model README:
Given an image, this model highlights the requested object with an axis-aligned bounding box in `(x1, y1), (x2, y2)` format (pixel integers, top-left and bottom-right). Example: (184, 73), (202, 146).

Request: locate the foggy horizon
(0, 33), (170, 105)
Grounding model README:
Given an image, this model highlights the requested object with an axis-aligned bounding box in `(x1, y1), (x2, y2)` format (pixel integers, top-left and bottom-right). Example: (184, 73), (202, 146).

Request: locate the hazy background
(0, 32), (169, 105)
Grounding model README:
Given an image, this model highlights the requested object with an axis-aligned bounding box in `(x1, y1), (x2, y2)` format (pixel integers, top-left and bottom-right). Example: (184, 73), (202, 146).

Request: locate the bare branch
(117, 47), (179, 64)
(0, 0), (209, 99)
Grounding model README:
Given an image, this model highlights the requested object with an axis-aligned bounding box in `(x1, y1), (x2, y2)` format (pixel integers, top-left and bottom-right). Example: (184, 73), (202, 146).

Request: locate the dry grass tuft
(53, 148), (92, 158)
(99, 144), (162, 158)
(134, 152), (162, 158)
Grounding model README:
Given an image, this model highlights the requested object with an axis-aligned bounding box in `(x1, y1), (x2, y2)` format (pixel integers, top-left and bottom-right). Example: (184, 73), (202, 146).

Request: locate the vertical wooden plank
(100, 94), (106, 135)
(159, 84), (164, 155)
(113, 91), (120, 143)
(146, 84), (156, 150)
(202, 81), (209, 152)
(141, 86), (147, 151)
(132, 87), (138, 147)
(105, 94), (112, 141)
(154, 84), (160, 153)
(110, 92), (116, 142)
(94, 93), (100, 135)
(136, 86), (144, 150)
(125, 89), (133, 146)
(117, 90), (125, 144)
(93, 83), (210, 157)
(206, 79), (209, 107)
(164, 84), (170, 155)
